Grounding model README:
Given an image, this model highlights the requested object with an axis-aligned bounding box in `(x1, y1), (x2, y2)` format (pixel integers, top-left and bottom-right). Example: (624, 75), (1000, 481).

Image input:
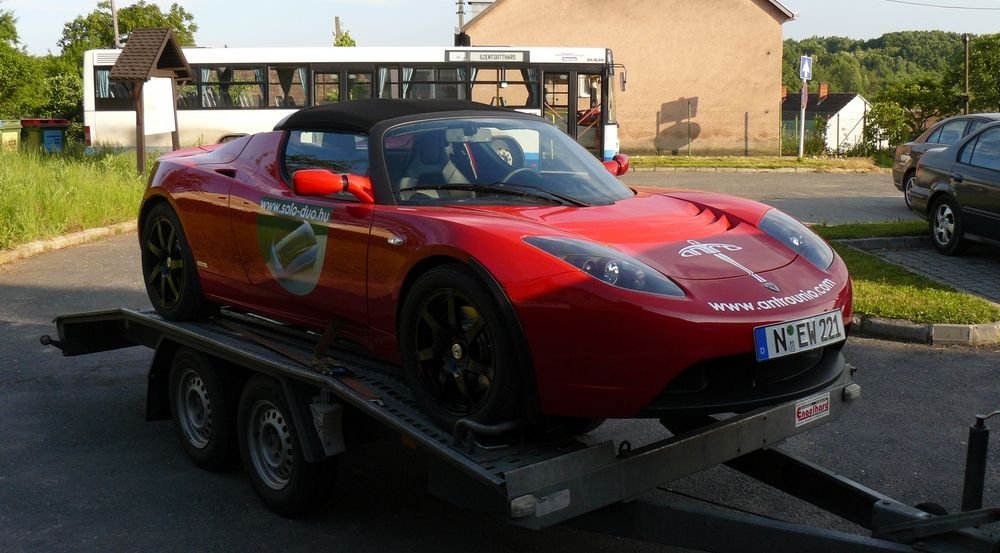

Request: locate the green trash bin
(20, 118), (70, 153)
(1, 120), (20, 152)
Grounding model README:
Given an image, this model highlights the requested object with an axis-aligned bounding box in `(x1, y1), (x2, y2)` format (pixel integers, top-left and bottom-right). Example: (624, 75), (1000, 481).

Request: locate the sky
(6, 0), (1000, 56)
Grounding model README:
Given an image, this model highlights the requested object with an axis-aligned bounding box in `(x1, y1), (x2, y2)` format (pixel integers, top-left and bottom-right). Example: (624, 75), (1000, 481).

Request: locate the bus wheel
(169, 347), (235, 471)
(238, 374), (337, 518)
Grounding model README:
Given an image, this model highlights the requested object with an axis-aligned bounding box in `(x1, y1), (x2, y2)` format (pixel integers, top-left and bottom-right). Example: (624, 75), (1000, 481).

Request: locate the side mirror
(293, 169), (374, 204)
(602, 153), (630, 177)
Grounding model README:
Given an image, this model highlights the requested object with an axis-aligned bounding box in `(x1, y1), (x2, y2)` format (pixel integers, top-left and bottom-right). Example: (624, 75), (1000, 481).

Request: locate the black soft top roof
(273, 99), (517, 134)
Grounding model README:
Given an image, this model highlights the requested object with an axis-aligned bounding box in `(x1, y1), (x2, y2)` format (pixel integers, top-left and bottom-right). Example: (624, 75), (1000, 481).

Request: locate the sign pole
(798, 78), (807, 160)
(797, 55), (812, 161)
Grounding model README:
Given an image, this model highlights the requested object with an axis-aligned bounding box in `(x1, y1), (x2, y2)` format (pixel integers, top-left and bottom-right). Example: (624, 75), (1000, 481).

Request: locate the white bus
(83, 46), (624, 160)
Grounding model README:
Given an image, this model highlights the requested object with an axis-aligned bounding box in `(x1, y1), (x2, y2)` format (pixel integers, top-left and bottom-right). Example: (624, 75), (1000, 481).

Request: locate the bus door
(543, 71), (604, 159)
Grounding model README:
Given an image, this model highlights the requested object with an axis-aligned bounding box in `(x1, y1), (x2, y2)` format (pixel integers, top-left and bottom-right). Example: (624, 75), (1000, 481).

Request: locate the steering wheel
(500, 167), (541, 185)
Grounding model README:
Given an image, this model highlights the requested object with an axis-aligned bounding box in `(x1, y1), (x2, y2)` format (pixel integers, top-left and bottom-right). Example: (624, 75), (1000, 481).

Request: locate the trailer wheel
(400, 264), (523, 431)
(238, 375), (337, 518)
(168, 348), (235, 471)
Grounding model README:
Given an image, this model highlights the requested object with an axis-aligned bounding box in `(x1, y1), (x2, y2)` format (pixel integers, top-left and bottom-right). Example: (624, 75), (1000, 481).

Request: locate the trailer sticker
(794, 392), (830, 427)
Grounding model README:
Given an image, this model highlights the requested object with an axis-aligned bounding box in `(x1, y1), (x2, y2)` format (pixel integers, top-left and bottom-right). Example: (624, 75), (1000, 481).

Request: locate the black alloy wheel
(140, 203), (209, 320)
(401, 265), (522, 430)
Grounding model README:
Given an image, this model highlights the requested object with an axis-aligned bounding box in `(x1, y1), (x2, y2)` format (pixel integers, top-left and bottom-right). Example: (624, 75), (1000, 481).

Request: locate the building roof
(273, 99), (522, 133)
(781, 93), (867, 116)
(464, 0), (795, 28)
(109, 28), (192, 83)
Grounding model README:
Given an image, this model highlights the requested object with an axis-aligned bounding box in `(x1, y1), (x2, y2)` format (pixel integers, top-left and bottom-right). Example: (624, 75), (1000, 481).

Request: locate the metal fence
(617, 105), (782, 156)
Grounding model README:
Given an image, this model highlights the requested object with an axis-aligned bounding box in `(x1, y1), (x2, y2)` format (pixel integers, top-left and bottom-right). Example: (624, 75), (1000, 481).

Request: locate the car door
(951, 126), (1000, 239)
(227, 130), (375, 340)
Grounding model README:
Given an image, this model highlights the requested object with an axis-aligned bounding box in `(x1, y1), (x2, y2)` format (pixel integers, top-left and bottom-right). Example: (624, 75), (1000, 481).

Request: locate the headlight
(758, 209), (834, 270)
(524, 236), (685, 297)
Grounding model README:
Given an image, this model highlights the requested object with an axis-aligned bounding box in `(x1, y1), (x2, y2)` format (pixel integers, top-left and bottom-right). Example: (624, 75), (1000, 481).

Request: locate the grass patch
(811, 220), (927, 240)
(0, 150), (147, 251)
(628, 155), (883, 172)
(832, 244), (1000, 324)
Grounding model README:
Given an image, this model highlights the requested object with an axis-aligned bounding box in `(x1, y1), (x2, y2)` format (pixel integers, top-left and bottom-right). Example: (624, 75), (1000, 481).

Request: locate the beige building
(463, 0), (795, 155)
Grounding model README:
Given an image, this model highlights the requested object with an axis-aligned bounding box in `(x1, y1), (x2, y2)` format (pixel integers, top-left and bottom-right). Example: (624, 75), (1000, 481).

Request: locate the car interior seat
(398, 131), (472, 198)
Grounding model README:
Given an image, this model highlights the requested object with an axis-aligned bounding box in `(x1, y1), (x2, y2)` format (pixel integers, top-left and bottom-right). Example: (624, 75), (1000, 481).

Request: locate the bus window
(543, 73), (570, 134)
(576, 73), (602, 152)
(347, 72), (373, 100)
(470, 67), (538, 108)
(269, 66), (307, 108)
(94, 68), (133, 111)
(314, 71), (340, 104)
(377, 67), (401, 99)
(402, 67), (466, 100)
(196, 66), (265, 108)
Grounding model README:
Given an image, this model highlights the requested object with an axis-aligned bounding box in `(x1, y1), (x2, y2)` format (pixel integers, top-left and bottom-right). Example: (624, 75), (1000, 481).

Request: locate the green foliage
(334, 30), (357, 47)
(783, 31), (963, 97)
(864, 100), (910, 147)
(58, 1), (198, 63)
(0, 150), (147, 250)
(961, 33), (1000, 111)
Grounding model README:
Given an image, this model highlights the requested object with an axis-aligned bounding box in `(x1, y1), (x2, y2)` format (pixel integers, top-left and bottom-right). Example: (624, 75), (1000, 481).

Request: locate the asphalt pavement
(2, 171), (1000, 552)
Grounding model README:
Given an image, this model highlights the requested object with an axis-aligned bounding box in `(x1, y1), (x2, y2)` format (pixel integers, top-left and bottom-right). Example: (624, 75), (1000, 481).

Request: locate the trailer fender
(277, 376), (340, 463)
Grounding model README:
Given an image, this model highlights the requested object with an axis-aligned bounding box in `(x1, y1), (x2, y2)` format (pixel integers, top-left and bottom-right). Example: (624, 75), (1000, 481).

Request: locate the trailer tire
(238, 374), (337, 518)
(168, 348), (235, 471)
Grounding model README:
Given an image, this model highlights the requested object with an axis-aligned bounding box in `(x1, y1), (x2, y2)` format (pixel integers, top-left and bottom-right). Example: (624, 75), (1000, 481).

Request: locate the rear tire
(237, 375), (337, 518)
(903, 171), (916, 209)
(140, 202), (211, 320)
(930, 196), (968, 256)
(168, 348), (235, 471)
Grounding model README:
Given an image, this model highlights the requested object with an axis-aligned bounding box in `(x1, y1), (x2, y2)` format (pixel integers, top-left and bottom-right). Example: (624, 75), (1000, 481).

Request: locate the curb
(839, 235), (1000, 346)
(850, 314), (1000, 346)
(0, 221), (136, 267)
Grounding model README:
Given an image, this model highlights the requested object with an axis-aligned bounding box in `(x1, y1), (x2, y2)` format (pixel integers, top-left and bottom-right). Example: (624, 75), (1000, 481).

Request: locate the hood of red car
(458, 193), (796, 280)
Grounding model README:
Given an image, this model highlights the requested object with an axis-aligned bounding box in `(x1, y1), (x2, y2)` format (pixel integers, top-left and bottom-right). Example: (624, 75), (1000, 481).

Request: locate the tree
(57, 1), (198, 63)
(334, 29), (356, 47)
(963, 34), (1000, 111)
(864, 100), (910, 149)
(0, 4), (44, 118)
(875, 77), (957, 137)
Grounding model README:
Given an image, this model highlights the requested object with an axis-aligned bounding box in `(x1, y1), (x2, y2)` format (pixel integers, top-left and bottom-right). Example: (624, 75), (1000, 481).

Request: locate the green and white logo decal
(257, 197), (330, 296)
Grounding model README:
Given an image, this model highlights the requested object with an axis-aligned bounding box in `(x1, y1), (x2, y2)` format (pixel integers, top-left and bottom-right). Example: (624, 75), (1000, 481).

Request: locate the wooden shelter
(109, 28), (192, 173)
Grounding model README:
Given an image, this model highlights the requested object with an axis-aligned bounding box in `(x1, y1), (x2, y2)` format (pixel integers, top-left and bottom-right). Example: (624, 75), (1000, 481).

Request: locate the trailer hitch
(39, 334), (63, 351)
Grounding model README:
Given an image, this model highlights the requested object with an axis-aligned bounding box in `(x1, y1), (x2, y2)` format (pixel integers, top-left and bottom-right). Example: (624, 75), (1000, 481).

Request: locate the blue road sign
(799, 56), (813, 81)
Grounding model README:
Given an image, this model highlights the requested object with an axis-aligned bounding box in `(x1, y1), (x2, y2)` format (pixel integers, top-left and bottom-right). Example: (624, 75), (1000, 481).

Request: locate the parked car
(909, 120), (1000, 255)
(893, 113), (1000, 208)
(139, 98), (852, 432)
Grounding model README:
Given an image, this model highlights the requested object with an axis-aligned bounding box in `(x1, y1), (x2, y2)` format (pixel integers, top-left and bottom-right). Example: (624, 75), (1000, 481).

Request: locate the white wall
(825, 96), (869, 153)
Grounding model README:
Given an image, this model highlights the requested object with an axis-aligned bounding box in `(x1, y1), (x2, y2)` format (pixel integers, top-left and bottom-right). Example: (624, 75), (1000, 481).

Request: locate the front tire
(140, 202), (210, 320)
(237, 375), (337, 518)
(400, 265), (524, 431)
(168, 348), (235, 471)
(930, 196), (968, 256)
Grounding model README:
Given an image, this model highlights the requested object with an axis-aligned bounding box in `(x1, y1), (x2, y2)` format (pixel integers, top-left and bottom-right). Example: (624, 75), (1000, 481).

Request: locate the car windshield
(384, 117), (634, 206)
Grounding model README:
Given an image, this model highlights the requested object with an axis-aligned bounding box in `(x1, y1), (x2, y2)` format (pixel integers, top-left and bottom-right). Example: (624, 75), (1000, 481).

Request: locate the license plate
(753, 310), (845, 362)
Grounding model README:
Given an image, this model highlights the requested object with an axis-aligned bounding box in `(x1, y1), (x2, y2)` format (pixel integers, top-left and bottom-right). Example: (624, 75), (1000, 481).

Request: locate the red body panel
(143, 133), (853, 419)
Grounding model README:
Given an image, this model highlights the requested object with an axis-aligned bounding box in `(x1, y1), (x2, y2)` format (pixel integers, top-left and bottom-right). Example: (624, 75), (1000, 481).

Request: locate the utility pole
(457, 0), (466, 29)
(964, 33), (971, 115)
(334, 16), (342, 43)
(110, 0), (122, 48)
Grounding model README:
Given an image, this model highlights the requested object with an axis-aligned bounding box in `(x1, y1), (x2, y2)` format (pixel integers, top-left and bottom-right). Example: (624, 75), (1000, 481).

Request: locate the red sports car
(140, 99), (852, 431)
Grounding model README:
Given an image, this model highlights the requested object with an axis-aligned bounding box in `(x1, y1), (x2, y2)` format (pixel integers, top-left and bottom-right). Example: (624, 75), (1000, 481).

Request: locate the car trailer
(43, 308), (1000, 552)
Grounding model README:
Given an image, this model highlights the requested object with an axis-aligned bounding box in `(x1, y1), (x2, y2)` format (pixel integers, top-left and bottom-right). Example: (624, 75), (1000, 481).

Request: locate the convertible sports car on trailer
(139, 98), (852, 431)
